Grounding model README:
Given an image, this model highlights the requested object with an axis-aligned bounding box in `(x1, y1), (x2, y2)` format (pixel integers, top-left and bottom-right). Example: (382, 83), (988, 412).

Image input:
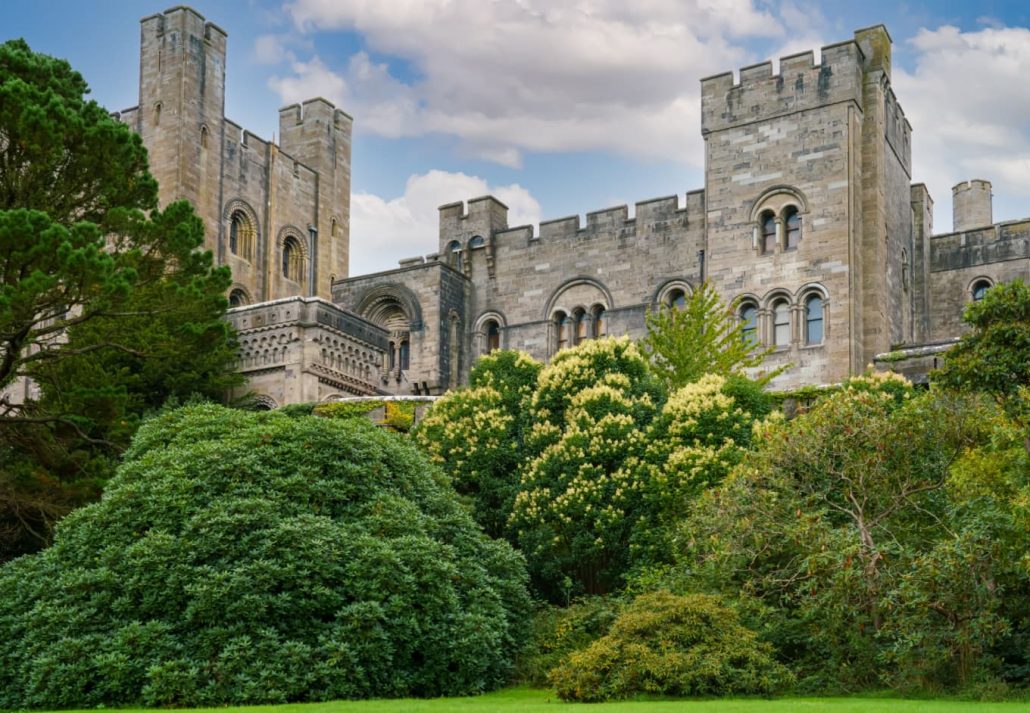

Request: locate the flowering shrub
(412, 350), (540, 538)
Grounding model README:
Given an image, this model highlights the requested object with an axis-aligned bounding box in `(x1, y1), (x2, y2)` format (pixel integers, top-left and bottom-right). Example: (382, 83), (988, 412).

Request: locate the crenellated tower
(279, 98), (353, 288)
(136, 7), (226, 256)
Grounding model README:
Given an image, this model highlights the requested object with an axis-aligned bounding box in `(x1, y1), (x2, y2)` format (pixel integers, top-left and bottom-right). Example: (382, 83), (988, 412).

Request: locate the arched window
(773, 299), (791, 347)
(154, 102), (162, 126)
(784, 206), (801, 250)
(667, 289), (687, 310)
(971, 279), (991, 302)
(282, 236), (303, 281)
(228, 289), (247, 308)
(200, 125), (209, 150)
(902, 248), (910, 293)
(468, 235), (486, 249)
(555, 311), (569, 351)
(740, 303), (758, 346)
(399, 340), (410, 370)
(228, 210), (255, 261)
(573, 308), (588, 345)
(591, 305), (606, 338)
(448, 240), (462, 270)
(485, 320), (500, 353)
(761, 211), (777, 254)
(805, 294), (824, 345)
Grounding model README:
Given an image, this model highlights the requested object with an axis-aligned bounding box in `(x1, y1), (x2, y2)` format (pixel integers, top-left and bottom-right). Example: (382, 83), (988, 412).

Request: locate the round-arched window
(485, 319), (500, 353)
(773, 299), (791, 347)
(784, 206), (801, 250)
(228, 288), (247, 308)
(667, 289), (687, 310)
(740, 303), (758, 346)
(761, 211), (777, 254)
(591, 305), (606, 338)
(971, 279), (991, 302)
(282, 236), (303, 281)
(448, 240), (462, 270)
(805, 294), (824, 345)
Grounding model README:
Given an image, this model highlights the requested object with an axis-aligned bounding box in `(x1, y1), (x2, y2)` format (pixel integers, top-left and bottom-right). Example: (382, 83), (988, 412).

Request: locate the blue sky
(6, 1), (1030, 275)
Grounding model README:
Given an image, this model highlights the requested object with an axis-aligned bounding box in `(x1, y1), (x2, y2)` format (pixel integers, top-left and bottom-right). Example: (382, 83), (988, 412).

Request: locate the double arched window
(751, 188), (806, 255)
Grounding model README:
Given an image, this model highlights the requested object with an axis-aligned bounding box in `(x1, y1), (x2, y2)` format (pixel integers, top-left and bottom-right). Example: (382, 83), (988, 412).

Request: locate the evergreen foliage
(0, 405), (531, 707)
(0, 40), (237, 558)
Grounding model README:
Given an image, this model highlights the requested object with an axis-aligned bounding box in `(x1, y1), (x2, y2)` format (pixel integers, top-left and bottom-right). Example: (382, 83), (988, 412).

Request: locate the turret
(952, 179), (993, 232)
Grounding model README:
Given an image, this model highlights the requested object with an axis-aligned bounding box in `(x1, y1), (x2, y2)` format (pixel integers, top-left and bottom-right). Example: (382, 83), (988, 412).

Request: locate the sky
(6, 0), (1030, 276)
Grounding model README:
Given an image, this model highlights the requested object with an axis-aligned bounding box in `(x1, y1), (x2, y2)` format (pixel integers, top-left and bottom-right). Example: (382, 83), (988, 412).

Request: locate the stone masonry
(103, 9), (1030, 403)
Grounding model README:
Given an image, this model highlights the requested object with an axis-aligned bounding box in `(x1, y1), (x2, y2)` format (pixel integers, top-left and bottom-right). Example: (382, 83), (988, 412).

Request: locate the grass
(31, 687), (1030, 713)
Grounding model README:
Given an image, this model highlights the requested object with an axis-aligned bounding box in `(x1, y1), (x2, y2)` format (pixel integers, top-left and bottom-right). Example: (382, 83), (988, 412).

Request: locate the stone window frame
(796, 284), (830, 347)
(227, 285), (251, 308)
(276, 225), (309, 286)
(474, 310), (507, 358)
(735, 295), (760, 347)
(223, 199), (260, 263)
(749, 186), (809, 255)
(447, 240), (463, 271)
(969, 276), (993, 303)
(654, 279), (693, 310)
(762, 289), (795, 350)
(591, 304), (607, 338)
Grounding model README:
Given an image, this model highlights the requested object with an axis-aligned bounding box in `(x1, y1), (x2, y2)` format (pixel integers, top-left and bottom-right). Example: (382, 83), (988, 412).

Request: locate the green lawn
(30, 687), (1030, 713)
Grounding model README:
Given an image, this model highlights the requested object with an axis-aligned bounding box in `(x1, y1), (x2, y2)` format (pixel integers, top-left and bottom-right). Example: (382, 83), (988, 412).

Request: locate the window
(573, 308), (587, 345)
(902, 248), (910, 293)
(972, 279), (991, 302)
(761, 212), (777, 254)
(468, 235), (486, 249)
(282, 236), (303, 281)
(448, 240), (462, 270)
(773, 299), (790, 347)
(740, 303), (758, 346)
(485, 320), (500, 353)
(399, 340), (410, 370)
(228, 210), (255, 261)
(784, 206), (800, 250)
(555, 311), (569, 351)
(592, 305), (606, 338)
(667, 289), (687, 309)
(805, 295), (824, 345)
(228, 289), (247, 308)
(200, 125), (209, 150)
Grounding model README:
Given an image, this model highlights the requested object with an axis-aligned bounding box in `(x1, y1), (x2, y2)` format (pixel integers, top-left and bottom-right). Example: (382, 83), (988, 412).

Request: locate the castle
(118, 8), (1029, 407)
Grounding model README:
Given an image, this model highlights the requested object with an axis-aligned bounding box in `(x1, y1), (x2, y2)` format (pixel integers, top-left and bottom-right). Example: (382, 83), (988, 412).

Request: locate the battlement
(278, 98), (353, 132)
(460, 191), (704, 251)
(141, 6), (226, 49)
(930, 217), (1030, 272)
(701, 36), (867, 134)
(952, 179), (993, 232)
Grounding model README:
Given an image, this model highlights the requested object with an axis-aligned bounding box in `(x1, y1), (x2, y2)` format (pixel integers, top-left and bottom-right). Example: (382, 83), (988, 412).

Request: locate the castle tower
(952, 179), (993, 232)
(136, 7), (226, 257)
(700, 25), (914, 387)
(279, 99), (353, 290)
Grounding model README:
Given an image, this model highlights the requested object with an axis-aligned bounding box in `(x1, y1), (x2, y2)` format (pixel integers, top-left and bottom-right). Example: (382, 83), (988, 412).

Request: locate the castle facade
(118, 9), (1030, 406)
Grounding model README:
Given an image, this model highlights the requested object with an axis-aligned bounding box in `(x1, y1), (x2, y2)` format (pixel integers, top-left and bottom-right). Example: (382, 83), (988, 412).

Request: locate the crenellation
(779, 50), (816, 75)
(635, 195), (681, 224)
(586, 205), (629, 229)
(539, 215), (581, 239)
(701, 40), (864, 135)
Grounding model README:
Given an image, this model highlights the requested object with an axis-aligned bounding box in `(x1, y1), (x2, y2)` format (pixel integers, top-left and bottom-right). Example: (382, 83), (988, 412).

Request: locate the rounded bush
(0, 404), (531, 707)
(550, 591), (793, 701)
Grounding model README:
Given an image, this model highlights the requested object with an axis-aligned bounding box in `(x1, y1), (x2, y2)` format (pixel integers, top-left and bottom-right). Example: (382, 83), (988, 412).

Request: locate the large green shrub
(549, 591), (793, 701)
(0, 405), (531, 708)
(516, 597), (622, 686)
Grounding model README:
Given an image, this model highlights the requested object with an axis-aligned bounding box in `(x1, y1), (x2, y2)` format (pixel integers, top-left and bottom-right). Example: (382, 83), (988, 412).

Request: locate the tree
(0, 39), (237, 558)
(0, 405), (531, 707)
(640, 281), (779, 389)
(935, 278), (1030, 447)
(677, 374), (1020, 692)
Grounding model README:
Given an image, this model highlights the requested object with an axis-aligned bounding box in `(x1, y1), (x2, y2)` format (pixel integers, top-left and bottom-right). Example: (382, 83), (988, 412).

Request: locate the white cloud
(350, 170), (542, 276)
(267, 56), (348, 108)
(271, 0), (794, 167)
(894, 25), (1030, 229)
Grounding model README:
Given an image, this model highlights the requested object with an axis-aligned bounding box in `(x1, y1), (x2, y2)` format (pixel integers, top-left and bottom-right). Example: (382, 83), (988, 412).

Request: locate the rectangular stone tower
(136, 7), (226, 257)
(701, 25), (915, 387)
